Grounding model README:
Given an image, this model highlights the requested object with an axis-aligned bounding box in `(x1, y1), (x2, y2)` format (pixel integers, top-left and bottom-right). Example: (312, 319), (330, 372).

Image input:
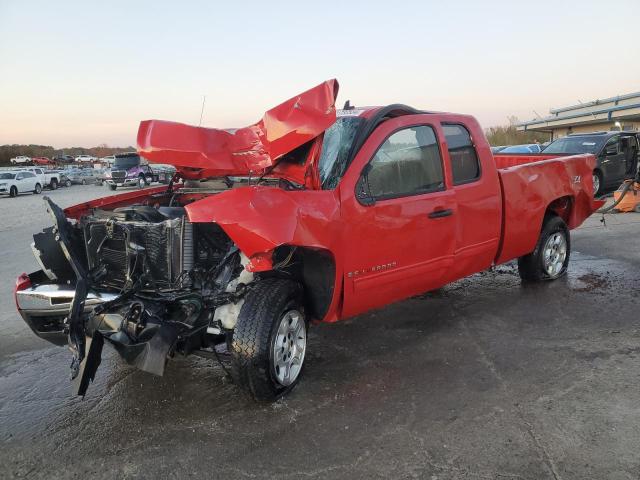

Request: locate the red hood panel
(137, 79), (338, 179)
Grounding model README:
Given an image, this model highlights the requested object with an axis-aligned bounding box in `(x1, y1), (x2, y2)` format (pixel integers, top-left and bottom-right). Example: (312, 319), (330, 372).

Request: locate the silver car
(67, 169), (98, 185)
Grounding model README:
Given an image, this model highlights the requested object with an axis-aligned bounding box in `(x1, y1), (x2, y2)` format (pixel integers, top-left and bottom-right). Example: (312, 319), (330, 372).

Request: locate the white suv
(0, 171), (43, 197)
(75, 155), (96, 163)
(10, 156), (31, 164)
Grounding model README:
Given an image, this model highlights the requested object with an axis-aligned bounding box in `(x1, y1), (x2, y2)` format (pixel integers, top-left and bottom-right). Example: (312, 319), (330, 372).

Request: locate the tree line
(0, 143), (135, 166)
(485, 116), (550, 147)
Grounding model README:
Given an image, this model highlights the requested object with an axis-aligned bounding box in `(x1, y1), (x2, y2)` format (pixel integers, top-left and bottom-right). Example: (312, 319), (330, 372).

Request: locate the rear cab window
(442, 124), (481, 185)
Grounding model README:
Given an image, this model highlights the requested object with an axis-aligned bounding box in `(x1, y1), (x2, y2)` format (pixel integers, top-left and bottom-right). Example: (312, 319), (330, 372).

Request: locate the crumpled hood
(137, 79), (338, 180)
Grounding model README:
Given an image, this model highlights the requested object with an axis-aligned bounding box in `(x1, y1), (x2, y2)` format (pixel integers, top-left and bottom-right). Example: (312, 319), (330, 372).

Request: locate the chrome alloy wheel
(592, 173), (600, 196)
(543, 232), (567, 277)
(272, 309), (306, 386)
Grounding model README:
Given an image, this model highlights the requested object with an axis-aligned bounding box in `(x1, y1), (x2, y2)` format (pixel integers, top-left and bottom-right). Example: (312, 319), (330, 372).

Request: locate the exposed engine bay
(25, 188), (273, 395)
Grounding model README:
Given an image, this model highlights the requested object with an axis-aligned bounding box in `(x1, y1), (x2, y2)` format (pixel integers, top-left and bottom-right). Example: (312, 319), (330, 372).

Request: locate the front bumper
(16, 280), (117, 346)
(105, 178), (137, 187)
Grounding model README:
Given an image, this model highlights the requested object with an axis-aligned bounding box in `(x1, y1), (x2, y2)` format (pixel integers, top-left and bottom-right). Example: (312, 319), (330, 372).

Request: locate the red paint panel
(495, 154), (598, 264)
(137, 79), (339, 180)
(184, 186), (341, 257)
(493, 153), (560, 168)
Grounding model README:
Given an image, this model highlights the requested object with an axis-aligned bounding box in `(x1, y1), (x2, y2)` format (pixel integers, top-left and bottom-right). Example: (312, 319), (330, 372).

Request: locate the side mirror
(604, 145), (618, 156)
(356, 164), (375, 206)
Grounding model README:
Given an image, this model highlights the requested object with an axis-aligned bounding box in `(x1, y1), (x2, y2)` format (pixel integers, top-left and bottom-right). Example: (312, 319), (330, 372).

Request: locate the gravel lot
(1, 185), (640, 479)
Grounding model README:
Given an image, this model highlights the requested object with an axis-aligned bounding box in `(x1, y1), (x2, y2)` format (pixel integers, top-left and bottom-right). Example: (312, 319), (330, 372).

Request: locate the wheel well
(545, 196), (572, 224)
(270, 246), (336, 321)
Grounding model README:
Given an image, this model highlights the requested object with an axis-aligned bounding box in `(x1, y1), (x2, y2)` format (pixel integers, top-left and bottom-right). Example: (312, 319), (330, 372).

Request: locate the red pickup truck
(15, 80), (602, 401)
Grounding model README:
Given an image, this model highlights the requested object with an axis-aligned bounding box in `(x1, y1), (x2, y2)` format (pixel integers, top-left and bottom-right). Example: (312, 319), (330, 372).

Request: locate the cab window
(442, 124), (481, 185)
(603, 136), (619, 155)
(366, 125), (444, 199)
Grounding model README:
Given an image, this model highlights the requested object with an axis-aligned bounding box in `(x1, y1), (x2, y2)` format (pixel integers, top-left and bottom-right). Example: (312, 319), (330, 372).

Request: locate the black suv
(542, 131), (639, 196)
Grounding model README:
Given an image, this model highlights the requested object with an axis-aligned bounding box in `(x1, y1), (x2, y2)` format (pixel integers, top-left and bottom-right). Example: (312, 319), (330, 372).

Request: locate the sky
(1, 0), (639, 148)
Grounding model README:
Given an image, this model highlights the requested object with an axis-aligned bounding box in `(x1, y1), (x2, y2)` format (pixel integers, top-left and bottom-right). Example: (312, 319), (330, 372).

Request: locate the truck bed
(494, 153), (600, 264)
(493, 152), (569, 169)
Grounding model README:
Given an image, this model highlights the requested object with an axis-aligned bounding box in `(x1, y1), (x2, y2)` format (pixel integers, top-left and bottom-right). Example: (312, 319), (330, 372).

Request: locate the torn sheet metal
(137, 79), (339, 179)
(185, 186), (341, 264)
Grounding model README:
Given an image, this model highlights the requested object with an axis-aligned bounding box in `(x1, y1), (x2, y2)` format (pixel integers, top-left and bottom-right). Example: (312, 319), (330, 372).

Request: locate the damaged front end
(16, 194), (253, 396)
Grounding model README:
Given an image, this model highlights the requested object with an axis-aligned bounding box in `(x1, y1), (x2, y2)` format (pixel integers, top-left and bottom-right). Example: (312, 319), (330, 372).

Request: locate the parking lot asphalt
(1, 186), (640, 480)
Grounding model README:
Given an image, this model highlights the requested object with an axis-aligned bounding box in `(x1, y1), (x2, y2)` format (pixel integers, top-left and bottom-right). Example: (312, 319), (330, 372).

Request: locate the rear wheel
(9, 186), (17, 197)
(50, 178), (58, 190)
(593, 170), (603, 197)
(81, 179), (86, 185)
(518, 215), (570, 282)
(34, 183), (42, 194)
(137, 175), (147, 189)
(230, 279), (307, 402)
(108, 184), (117, 191)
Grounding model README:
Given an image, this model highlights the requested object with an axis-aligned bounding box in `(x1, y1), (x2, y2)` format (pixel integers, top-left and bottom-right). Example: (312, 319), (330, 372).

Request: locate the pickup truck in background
(103, 152), (159, 190)
(14, 80), (603, 402)
(19, 167), (61, 190)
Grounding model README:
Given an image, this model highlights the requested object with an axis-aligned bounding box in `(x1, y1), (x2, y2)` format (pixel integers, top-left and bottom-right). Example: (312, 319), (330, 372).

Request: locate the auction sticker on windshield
(337, 109), (365, 117)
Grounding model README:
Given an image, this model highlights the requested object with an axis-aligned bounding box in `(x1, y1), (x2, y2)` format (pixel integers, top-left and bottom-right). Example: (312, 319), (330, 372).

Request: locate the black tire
(65, 179), (72, 188)
(9, 186), (17, 198)
(50, 179), (58, 190)
(137, 175), (147, 189)
(108, 184), (117, 191)
(81, 179), (86, 185)
(593, 169), (603, 197)
(518, 215), (570, 282)
(230, 278), (306, 402)
(34, 183), (42, 194)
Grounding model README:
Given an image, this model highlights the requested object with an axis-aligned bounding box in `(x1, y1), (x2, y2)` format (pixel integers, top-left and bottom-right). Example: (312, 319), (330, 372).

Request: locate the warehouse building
(517, 91), (640, 139)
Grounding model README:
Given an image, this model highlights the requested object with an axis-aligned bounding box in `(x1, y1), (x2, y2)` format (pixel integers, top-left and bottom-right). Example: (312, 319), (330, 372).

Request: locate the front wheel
(108, 184), (117, 191)
(34, 183), (42, 194)
(81, 179), (86, 185)
(137, 175), (147, 189)
(9, 186), (18, 197)
(65, 179), (72, 187)
(518, 215), (570, 282)
(230, 279), (307, 402)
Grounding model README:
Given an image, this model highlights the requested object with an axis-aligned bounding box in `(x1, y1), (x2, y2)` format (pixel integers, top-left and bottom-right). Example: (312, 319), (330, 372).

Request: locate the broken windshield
(318, 116), (364, 189)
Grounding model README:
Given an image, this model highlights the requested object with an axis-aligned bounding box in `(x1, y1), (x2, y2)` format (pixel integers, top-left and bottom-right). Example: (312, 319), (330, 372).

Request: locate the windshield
(318, 116), (364, 189)
(0, 173), (16, 180)
(113, 155), (140, 169)
(543, 135), (607, 154)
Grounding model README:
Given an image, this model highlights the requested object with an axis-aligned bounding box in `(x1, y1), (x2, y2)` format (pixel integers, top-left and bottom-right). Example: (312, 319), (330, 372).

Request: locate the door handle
(428, 209), (453, 219)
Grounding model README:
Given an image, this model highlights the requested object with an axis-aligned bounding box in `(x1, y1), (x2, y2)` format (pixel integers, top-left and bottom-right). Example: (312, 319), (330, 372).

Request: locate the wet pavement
(1, 187), (640, 479)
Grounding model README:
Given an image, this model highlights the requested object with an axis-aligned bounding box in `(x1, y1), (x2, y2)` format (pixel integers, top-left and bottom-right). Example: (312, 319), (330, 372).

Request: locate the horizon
(1, 0), (639, 149)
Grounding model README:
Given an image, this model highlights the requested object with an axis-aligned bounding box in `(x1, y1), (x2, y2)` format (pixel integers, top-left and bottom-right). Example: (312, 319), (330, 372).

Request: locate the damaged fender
(185, 186), (344, 320)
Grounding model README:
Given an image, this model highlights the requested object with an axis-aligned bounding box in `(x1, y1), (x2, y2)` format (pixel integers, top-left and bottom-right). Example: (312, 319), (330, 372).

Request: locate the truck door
(441, 123), (501, 280)
(339, 116), (457, 318)
(600, 135), (625, 185)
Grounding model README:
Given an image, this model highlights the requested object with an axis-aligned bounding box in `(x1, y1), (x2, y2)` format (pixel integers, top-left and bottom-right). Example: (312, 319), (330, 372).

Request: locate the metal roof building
(517, 91), (640, 139)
